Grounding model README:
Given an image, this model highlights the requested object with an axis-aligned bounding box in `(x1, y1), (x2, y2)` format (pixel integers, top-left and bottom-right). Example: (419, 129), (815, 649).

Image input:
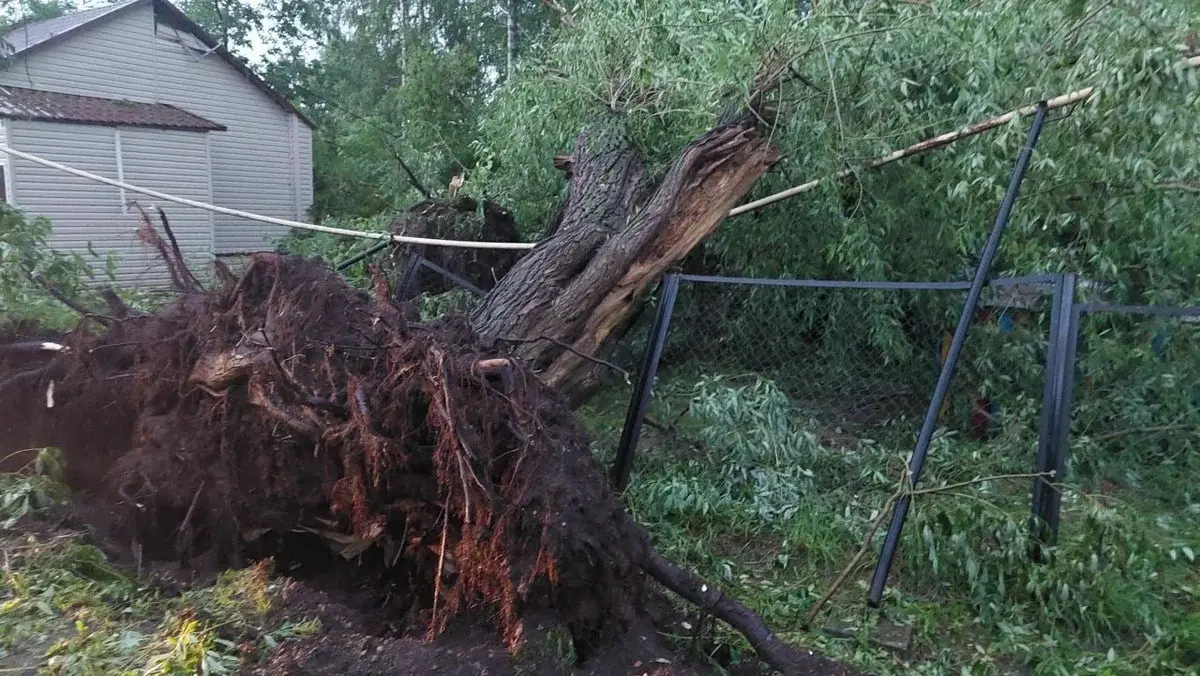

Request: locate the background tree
(179, 0), (263, 53)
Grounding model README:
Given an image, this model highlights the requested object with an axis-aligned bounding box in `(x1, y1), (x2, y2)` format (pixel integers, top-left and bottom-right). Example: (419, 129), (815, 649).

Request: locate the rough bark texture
(470, 113), (779, 404)
(0, 237), (857, 675)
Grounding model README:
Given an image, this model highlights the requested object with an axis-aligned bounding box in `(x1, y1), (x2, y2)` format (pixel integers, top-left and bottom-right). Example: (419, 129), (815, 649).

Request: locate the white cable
(0, 144), (536, 250)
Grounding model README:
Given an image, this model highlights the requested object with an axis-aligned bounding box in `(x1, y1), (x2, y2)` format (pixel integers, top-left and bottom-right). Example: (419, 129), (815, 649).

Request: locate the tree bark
(470, 113), (778, 405)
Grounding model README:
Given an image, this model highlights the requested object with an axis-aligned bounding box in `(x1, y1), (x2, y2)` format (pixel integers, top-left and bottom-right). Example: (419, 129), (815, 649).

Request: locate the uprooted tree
(0, 53), (836, 670)
(0, 210), (851, 674)
(384, 94), (779, 405)
(0, 48), (827, 676)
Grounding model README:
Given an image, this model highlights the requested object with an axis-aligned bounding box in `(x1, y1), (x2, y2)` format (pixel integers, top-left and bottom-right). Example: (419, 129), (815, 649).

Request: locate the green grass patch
(0, 459), (319, 675)
(596, 373), (1200, 675)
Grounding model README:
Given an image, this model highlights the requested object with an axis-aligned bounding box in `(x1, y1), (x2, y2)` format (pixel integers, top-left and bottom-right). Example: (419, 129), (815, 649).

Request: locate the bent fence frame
(609, 272), (1061, 492)
(612, 273), (1200, 610)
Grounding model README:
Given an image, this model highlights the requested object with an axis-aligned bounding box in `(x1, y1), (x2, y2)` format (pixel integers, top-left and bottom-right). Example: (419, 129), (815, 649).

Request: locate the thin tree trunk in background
(399, 0), (408, 87)
(506, 0), (518, 81)
(470, 112), (779, 405)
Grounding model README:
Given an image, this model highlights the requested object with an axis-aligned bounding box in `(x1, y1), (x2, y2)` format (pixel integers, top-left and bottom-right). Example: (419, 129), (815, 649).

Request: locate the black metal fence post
(610, 272), (682, 490)
(394, 254), (424, 303)
(867, 103), (1049, 607)
(1043, 274), (1079, 541)
(336, 238), (392, 271)
(1032, 274), (1070, 554)
(1030, 273), (1072, 556)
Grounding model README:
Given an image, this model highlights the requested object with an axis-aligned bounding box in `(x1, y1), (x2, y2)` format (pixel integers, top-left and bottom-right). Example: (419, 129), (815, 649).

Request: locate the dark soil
(390, 198), (524, 298)
(0, 224), (857, 676)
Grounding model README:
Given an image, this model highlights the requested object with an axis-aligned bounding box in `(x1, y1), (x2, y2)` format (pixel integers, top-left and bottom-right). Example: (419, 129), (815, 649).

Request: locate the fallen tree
(469, 109), (779, 406)
(0, 220), (853, 675)
(389, 197), (524, 299)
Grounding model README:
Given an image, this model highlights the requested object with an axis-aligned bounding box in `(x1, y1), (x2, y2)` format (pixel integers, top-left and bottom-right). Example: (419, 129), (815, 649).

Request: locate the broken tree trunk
(470, 112), (779, 405)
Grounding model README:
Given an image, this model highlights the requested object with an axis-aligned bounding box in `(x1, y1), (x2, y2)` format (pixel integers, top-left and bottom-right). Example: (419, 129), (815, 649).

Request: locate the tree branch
(388, 144), (434, 200)
(728, 88), (1095, 217)
(495, 335), (630, 380)
(640, 545), (859, 675)
(804, 470), (1052, 626)
(26, 271), (113, 326)
(908, 471), (1052, 498)
(1087, 423), (1196, 443)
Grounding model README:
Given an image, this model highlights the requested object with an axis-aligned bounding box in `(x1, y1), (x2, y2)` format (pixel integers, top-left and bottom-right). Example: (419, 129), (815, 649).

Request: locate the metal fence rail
(612, 269), (1200, 611)
(611, 273), (1060, 491)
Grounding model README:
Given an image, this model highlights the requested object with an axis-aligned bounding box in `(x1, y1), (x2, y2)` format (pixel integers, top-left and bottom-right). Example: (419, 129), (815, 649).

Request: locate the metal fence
(611, 271), (1200, 607)
(612, 273), (1062, 490)
(1053, 301), (1200, 541)
(334, 238), (1200, 608)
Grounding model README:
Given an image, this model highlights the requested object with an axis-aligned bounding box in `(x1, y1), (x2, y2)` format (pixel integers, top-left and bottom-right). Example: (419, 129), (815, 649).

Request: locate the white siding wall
(0, 4), (158, 101)
(296, 120), (314, 218)
(119, 127), (213, 275)
(0, 1), (315, 265)
(7, 119), (212, 287)
(151, 25), (295, 252)
(0, 121), (11, 203)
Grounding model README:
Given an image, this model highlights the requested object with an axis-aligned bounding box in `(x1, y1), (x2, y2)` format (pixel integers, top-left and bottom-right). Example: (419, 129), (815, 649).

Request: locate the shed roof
(0, 84), (225, 131)
(0, 1), (142, 55)
(0, 0), (312, 128)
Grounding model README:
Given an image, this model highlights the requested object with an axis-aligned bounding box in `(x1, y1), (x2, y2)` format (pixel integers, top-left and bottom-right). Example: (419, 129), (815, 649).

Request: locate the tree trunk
(470, 113), (779, 405)
(505, 0), (518, 81)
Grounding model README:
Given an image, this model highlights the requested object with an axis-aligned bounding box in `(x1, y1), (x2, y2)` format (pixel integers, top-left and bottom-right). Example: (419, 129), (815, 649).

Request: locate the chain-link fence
(1065, 304), (1200, 520)
(612, 274), (1059, 486)
(663, 276), (1053, 451)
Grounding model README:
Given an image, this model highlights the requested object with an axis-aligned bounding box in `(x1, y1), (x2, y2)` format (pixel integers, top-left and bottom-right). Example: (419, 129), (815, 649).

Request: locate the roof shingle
(0, 84), (225, 131)
(0, 0), (141, 56)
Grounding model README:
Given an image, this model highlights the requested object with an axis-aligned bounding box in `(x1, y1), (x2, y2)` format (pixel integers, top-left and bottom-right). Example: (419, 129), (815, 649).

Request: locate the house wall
(0, 121), (11, 202)
(6, 119), (213, 287)
(151, 24), (298, 252)
(0, 0), (314, 264)
(0, 3), (158, 101)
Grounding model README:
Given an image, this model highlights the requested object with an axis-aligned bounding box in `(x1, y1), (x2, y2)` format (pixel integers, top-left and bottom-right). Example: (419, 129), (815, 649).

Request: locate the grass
(579, 371), (1200, 675)
(0, 460), (319, 675)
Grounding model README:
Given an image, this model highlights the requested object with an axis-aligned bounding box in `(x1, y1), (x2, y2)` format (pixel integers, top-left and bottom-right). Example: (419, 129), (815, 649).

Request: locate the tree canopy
(240, 0), (1200, 302)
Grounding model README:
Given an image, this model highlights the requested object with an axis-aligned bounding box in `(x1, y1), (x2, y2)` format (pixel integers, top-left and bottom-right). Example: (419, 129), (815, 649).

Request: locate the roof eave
(0, 113), (225, 132)
(2, 0), (314, 130)
(150, 0), (315, 129)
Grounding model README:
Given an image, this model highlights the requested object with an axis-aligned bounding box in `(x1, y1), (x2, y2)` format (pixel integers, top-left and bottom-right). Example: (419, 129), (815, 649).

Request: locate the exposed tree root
(0, 228), (853, 674)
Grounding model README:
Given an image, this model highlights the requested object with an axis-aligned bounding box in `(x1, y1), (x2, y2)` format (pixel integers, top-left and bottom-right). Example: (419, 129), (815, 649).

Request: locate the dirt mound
(0, 222), (856, 675)
(28, 253), (641, 653)
(390, 198), (524, 298)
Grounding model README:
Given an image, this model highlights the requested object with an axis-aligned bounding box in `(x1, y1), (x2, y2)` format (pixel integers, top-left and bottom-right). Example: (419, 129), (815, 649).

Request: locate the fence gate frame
(610, 272), (1060, 489)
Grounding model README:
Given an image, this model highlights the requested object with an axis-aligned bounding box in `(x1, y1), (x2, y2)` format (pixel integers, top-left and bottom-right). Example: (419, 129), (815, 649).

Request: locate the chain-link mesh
(627, 278), (1054, 460)
(1068, 308), (1200, 512)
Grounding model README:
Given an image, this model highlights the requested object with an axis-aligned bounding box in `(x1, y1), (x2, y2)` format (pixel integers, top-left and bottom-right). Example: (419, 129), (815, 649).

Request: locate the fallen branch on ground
(804, 470), (1052, 626)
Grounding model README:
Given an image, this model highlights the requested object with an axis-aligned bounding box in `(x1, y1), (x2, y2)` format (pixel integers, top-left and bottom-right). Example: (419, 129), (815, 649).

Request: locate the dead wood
(642, 547), (858, 675)
(134, 205), (203, 293)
